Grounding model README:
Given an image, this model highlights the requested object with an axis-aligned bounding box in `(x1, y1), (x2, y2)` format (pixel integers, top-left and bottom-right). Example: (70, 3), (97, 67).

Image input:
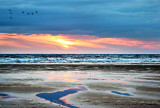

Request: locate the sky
(0, 0), (160, 54)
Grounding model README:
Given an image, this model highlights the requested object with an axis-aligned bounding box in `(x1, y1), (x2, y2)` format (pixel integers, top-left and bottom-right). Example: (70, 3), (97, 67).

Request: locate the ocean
(0, 54), (160, 64)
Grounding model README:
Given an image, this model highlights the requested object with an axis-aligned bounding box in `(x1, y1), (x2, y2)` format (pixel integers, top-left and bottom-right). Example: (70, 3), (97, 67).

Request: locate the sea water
(0, 54), (160, 64)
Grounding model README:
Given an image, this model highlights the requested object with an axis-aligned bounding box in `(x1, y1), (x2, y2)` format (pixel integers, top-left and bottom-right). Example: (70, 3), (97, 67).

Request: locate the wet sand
(0, 64), (160, 108)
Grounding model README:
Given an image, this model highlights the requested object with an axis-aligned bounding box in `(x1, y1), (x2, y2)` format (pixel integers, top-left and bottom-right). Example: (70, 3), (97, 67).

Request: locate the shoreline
(1, 62), (159, 65)
(0, 63), (160, 71)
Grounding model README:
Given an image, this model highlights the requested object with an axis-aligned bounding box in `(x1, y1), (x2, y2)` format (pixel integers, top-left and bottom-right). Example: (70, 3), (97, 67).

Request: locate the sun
(56, 39), (74, 48)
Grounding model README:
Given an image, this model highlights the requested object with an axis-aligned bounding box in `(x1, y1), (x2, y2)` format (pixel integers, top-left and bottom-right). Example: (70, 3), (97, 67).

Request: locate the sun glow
(56, 39), (74, 48)
(0, 33), (160, 54)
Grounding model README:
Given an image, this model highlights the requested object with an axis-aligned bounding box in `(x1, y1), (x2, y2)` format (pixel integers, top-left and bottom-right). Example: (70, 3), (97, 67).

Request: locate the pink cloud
(0, 33), (160, 53)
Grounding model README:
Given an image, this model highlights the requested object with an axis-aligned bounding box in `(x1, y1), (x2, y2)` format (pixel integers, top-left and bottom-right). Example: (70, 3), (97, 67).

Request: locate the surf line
(36, 86), (88, 108)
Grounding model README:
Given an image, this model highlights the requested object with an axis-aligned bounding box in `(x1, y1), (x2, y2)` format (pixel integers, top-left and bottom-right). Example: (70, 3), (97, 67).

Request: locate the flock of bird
(8, 9), (38, 19)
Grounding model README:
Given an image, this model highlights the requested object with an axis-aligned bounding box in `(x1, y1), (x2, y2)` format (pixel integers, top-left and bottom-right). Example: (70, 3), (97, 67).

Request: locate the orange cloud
(0, 33), (160, 50)
(0, 40), (29, 48)
(91, 38), (160, 49)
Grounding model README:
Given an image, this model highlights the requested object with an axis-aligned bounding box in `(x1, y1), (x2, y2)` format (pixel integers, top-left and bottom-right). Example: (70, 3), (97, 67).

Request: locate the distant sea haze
(0, 54), (160, 64)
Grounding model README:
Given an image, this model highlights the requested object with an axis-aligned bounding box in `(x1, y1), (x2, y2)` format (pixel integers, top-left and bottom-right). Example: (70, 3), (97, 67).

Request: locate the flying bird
(8, 9), (39, 20)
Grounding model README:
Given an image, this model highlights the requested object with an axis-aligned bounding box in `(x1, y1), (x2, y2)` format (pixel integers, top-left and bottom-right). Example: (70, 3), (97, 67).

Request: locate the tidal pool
(36, 86), (87, 108)
(111, 91), (133, 96)
(0, 93), (16, 98)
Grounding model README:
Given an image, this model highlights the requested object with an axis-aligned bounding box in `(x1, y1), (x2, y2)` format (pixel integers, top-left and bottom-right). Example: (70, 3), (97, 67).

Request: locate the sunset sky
(0, 0), (160, 54)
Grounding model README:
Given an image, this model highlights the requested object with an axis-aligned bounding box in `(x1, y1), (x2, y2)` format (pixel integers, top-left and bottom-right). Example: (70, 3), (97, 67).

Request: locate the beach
(0, 64), (160, 108)
(0, 0), (159, 106)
